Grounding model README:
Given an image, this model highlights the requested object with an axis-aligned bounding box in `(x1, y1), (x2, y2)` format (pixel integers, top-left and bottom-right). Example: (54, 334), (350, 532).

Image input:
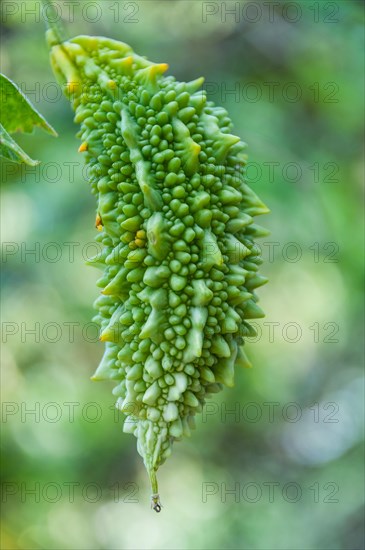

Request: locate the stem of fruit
(149, 469), (162, 512)
(41, 0), (67, 45)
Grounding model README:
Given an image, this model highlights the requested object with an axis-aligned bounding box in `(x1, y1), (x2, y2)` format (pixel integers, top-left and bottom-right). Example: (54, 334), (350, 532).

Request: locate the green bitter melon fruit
(46, 30), (269, 511)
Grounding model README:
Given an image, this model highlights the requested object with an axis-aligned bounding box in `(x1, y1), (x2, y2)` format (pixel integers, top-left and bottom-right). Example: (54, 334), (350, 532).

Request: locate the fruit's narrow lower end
(149, 469), (162, 512)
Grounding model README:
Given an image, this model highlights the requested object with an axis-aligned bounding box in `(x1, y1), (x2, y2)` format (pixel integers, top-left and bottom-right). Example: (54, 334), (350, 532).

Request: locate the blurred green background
(1, 1), (364, 549)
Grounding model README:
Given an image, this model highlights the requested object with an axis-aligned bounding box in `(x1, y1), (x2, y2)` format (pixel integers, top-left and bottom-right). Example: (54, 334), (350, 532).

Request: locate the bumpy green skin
(48, 33), (269, 508)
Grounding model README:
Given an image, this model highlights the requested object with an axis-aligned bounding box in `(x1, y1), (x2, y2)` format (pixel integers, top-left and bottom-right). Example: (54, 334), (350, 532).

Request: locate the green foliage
(0, 73), (56, 165)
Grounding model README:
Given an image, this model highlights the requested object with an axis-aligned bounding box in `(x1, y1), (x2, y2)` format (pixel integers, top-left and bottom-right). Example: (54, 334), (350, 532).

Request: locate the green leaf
(0, 73), (57, 136)
(0, 73), (57, 165)
(0, 123), (39, 166)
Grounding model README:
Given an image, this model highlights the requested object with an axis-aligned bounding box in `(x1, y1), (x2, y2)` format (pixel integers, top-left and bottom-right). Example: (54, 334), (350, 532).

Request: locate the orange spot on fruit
(78, 142), (88, 153)
(95, 214), (103, 231)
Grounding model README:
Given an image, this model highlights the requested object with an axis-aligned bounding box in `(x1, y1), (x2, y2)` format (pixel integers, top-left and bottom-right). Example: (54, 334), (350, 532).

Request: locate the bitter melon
(46, 30), (269, 511)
